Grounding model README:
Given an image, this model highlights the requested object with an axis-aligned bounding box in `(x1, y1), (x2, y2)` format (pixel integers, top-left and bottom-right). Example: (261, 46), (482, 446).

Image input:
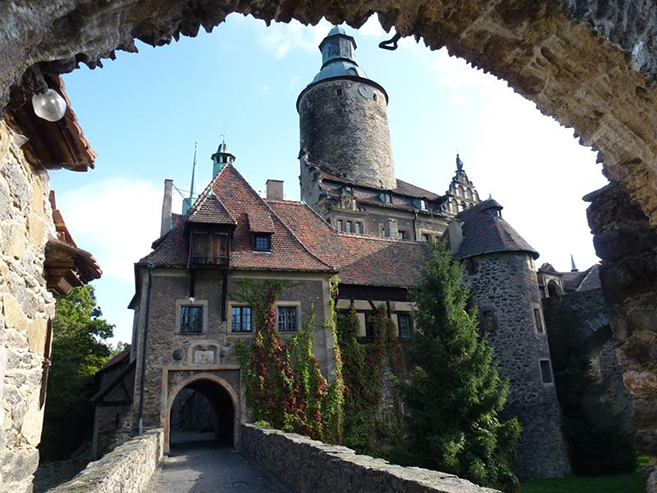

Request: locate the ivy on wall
(236, 278), (343, 443)
(337, 303), (407, 457)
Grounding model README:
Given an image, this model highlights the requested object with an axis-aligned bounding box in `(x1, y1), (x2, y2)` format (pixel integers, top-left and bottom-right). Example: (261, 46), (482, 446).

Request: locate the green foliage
(236, 278), (343, 443)
(40, 285), (115, 461)
(337, 303), (406, 457)
(397, 241), (519, 491)
(545, 299), (637, 475)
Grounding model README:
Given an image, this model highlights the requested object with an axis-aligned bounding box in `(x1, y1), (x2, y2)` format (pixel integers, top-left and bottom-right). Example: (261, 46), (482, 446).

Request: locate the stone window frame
(276, 301), (302, 333)
(227, 301), (254, 335)
(479, 306), (498, 335)
(396, 312), (413, 339)
(539, 358), (555, 385)
(175, 299), (208, 335)
(531, 303), (545, 335)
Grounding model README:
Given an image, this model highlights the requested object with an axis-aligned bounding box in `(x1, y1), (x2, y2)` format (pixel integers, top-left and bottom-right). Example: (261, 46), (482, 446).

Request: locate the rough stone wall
(92, 365), (136, 458)
(465, 252), (570, 479)
(542, 288), (633, 433)
(241, 424), (498, 493)
(299, 79), (395, 190)
(586, 183), (657, 491)
(47, 429), (163, 493)
(0, 120), (55, 493)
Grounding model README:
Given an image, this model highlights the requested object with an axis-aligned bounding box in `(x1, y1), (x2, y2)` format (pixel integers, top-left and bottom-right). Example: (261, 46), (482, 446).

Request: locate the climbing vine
(337, 303), (407, 457)
(236, 278), (343, 443)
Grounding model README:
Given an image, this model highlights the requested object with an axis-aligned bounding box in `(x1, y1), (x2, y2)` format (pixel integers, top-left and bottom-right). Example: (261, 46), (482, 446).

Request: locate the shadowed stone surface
(147, 442), (288, 493)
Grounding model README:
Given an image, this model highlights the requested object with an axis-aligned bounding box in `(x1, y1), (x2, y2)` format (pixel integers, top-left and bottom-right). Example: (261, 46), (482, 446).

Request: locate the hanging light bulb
(31, 89), (67, 122)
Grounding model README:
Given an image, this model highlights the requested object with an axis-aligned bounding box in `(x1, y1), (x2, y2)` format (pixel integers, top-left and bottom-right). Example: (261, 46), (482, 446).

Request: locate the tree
(398, 242), (519, 490)
(40, 285), (115, 461)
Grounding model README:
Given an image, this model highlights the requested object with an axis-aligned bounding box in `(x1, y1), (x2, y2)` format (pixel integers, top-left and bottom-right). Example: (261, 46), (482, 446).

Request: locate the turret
(211, 139), (235, 178)
(297, 26), (396, 190)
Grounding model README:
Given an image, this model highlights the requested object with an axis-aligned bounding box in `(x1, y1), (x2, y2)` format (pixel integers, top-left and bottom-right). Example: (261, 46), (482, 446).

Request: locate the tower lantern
(212, 138), (235, 178)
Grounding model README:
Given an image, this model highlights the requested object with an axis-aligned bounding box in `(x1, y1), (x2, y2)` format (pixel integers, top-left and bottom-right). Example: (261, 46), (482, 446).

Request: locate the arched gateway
(164, 374), (240, 452)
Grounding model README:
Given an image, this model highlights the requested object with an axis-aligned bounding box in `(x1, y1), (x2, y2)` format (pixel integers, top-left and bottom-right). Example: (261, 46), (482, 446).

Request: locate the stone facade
(464, 252), (570, 478)
(48, 429), (163, 493)
(129, 269), (334, 451)
(241, 424), (498, 493)
(0, 120), (56, 493)
(299, 78), (395, 190)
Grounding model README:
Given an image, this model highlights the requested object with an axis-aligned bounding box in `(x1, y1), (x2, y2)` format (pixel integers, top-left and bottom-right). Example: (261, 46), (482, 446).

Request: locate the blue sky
(51, 14), (608, 343)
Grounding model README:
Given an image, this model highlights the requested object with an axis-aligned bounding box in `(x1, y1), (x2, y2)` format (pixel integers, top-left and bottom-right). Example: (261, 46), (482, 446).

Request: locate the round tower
(297, 26), (396, 190)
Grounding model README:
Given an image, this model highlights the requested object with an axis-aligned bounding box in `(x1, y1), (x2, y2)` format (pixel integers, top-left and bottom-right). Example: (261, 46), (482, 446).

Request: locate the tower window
(253, 234), (271, 251)
(354, 222), (362, 234)
(337, 219), (344, 232)
(481, 310), (496, 335)
(373, 93), (377, 101)
(540, 359), (554, 383)
(346, 221), (353, 233)
(534, 308), (544, 333)
(336, 88), (343, 97)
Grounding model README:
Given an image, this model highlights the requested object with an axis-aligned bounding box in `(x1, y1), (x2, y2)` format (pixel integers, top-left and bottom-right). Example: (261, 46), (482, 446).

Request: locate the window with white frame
(277, 306), (298, 332)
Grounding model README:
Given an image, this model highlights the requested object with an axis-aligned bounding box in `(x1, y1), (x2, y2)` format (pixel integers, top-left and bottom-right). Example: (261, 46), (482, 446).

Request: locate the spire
(570, 254), (578, 272)
(182, 143), (197, 215)
(211, 134), (236, 178)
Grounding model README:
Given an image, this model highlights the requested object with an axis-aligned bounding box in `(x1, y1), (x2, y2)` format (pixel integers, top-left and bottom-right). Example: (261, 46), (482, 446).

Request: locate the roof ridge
(221, 165), (335, 271)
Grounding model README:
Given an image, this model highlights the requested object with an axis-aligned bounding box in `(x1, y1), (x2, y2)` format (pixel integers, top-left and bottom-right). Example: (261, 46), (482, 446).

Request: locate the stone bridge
(48, 426), (496, 493)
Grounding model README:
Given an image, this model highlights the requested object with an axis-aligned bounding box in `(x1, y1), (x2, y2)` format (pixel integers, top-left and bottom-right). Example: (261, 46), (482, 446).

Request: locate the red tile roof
(188, 193), (236, 225)
(140, 165), (334, 273)
(268, 200), (430, 288)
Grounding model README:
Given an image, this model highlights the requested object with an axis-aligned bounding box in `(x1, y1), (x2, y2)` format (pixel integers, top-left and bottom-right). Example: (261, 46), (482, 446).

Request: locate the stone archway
(165, 373), (240, 453)
(547, 280), (561, 298)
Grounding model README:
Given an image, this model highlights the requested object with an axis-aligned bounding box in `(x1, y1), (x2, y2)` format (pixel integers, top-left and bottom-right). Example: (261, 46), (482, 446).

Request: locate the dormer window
(253, 234), (272, 251)
(420, 199), (427, 210)
(379, 193), (392, 204)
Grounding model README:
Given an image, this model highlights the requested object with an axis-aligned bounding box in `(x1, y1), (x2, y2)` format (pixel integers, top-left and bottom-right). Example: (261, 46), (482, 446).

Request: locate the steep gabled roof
(187, 193), (236, 225)
(140, 165), (334, 274)
(269, 200), (430, 288)
(452, 199), (539, 260)
(562, 264), (601, 292)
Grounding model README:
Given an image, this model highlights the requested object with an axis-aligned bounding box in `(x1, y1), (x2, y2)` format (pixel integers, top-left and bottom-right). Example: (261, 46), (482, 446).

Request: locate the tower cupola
(297, 26), (396, 190)
(211, 138), (235, 178)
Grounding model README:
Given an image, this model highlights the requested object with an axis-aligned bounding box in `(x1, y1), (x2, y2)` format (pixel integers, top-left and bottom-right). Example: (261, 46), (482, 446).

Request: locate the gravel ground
(146, 441), (289, 493)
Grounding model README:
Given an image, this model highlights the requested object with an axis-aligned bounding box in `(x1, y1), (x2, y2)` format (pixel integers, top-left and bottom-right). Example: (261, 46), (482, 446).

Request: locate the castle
(91, 26), (630, 480)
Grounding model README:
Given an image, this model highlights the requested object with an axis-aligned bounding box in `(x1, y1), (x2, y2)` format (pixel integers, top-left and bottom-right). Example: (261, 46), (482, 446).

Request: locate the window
(534, 308), (544, 333)
(482, 310), (496, 335)
(398, 230), (407, 240)
(421, 234), (430, 242)
(231, 306), (253, 332)
(354, 222), (362, 234)
(346, 221), (353, 233)
(379, 193), (392, 204)
(398, 313), (413, 339)
(336, 88), (343, 97)
(540, 359), (553, 383)
(180, 305), (203, 333)
(253, 234), (271, 251)
(373, 93), (377, 101)
(337, 219), (343, 232)
(420, 200), (427, 210)
(277, 306), (298, 332)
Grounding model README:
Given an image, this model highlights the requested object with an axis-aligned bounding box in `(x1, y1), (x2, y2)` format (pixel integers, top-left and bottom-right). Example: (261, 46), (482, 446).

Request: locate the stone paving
(146, 441), (288, 493)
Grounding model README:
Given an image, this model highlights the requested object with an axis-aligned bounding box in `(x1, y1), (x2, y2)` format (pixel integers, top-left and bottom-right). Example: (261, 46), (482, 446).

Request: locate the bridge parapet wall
(242, 424), (498, 493)
(47, 429), (163, 493)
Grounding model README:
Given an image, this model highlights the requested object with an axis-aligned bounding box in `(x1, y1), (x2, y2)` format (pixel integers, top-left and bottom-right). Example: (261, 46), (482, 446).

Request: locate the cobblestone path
(146, 442), (288, 493)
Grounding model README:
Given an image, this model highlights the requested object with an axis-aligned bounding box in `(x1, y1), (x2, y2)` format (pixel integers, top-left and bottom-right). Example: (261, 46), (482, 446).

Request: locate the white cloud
(57, 178), (166, 282)
(358, 15), (385, 37)
(251, 17), (332, 58)
(288, 75), (300, 92)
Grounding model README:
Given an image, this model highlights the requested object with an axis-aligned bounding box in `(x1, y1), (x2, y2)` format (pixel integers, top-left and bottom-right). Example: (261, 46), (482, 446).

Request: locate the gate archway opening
(169, 378), (235, 448)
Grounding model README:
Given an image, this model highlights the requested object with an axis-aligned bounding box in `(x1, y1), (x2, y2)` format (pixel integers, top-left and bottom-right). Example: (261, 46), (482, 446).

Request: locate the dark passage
(170, 379), (234, 448)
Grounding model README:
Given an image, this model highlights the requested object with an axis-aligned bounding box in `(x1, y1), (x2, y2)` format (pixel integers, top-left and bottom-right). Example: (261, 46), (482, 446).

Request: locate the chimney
(160, 179), (173, 236)
(384, 218), (399, 239)
(447, 219), (464, 254)
(266, 179), (284, 201)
